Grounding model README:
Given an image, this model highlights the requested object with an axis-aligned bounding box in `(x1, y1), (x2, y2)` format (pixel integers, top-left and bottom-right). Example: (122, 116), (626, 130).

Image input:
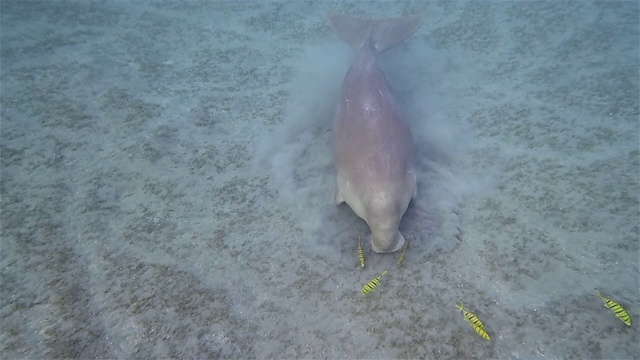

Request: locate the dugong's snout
(370, 230), (406, 253)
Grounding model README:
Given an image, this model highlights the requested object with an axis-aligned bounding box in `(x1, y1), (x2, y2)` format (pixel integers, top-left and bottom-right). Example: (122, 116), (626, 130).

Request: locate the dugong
(328, 11), (424, 253)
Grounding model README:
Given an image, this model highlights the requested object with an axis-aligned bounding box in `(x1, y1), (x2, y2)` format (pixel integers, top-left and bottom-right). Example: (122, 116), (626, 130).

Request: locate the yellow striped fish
(397, 241), (409, 265)
(362, 270), (388, 295)
(596, 288), (631, 326)
(357, 236), (365, 269)
(456, 302), (491, 340)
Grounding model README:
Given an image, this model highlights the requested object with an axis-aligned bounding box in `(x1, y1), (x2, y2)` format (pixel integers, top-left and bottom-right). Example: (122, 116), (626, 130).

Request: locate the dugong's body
(328, 12), (424, 253)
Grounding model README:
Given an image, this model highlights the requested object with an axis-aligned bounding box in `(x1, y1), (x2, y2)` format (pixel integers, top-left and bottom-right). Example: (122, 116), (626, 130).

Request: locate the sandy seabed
(1, 1), (638, 359)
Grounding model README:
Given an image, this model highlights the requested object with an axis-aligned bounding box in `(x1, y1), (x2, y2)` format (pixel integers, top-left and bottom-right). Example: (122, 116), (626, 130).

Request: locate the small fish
(456, 302), (491, 340)
(397, 240), (409, 265)
(362, 270), (388, 295)
(357, 235), (365, 269)
(596, 288), (631, 326)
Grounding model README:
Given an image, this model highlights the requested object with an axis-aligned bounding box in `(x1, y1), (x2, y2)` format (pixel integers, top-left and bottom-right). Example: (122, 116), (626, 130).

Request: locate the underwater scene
(1, 1), (638, 358)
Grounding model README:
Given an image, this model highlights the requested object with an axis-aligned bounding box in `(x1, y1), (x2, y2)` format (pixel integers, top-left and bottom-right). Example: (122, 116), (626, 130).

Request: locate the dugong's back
(333, 56), (415, 205)
(329, 11), (423, 253)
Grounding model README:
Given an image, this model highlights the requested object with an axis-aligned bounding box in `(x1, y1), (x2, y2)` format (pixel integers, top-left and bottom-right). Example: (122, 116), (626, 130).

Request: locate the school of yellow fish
(357, 236), (365, 269)
(596, 288), (631, 326)
(362, 270), (387, 295)
(456, 302), (490, 340)
(354, 235), (634, 341)
(358, 237), (408, 295)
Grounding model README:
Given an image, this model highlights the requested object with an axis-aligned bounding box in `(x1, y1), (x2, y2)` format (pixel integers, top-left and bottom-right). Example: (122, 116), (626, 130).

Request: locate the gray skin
(330, 12), (423, 253)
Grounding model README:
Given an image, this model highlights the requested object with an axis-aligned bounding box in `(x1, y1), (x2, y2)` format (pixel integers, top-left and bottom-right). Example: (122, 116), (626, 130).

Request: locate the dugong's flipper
(334, 186), (344, 205)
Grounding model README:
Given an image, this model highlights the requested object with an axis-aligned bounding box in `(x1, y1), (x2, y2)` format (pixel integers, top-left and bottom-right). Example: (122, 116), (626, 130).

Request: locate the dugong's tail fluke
(327, 10), (424, 55)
